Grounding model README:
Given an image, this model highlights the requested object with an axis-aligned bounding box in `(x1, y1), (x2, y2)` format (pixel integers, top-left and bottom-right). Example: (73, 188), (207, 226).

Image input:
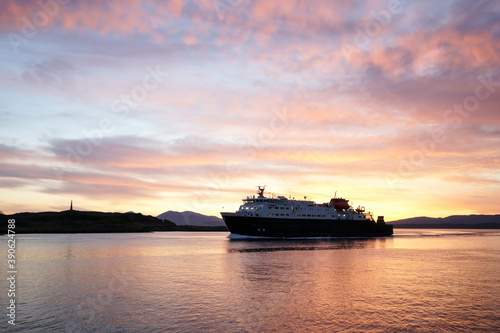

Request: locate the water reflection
(223, 237), (397, 331)
(225, 237), (392, 253)
(220, 231), (500, 331)
(2, 231), (499, 332)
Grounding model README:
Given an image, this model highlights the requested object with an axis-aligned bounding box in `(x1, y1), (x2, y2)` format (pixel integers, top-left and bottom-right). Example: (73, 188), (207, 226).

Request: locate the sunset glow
(1, 0), (499, 219)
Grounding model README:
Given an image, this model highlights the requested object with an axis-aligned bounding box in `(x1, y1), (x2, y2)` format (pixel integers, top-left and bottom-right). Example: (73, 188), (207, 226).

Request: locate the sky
(1, 0), (499, 220)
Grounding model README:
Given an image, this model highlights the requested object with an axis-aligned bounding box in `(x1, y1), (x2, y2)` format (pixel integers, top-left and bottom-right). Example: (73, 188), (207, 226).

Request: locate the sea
(1, 229), (500, 332)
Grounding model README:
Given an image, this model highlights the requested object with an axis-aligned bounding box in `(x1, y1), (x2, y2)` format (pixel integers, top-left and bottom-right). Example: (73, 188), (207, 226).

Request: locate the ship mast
(257, 185), (266, 198)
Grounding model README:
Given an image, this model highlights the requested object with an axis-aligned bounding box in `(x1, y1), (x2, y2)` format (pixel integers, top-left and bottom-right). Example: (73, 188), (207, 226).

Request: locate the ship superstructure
(237, 186), (374, 221)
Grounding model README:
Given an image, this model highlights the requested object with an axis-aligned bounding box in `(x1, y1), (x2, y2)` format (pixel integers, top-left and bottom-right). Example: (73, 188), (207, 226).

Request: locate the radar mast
(257, 185), (266, 198)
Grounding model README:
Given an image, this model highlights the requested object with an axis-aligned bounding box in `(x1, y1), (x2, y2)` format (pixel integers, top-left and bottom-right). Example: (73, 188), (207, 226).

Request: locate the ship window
(307, 214), (311, 217)
(281, 214), (284, 216)
(286, 214), (289, 216)
(322, 215), (326, 217)
(269, 213), (273, 216)
(280, 207), (284, 209)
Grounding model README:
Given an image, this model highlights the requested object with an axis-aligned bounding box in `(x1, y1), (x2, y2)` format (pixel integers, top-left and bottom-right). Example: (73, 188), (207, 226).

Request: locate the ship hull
(221, 213), (393, 238)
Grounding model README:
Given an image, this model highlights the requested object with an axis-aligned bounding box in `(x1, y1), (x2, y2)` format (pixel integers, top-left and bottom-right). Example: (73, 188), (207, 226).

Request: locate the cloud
(20, 58), (78, 91)
(0, 178), (29, 189)
(1, 0), (499, 217)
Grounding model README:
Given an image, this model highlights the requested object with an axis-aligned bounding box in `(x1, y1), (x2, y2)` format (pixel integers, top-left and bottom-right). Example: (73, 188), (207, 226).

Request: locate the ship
(221, 186), (393, 238)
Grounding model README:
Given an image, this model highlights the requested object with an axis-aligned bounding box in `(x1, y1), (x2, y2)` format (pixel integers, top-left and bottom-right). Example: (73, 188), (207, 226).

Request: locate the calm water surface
(1, 229), (500, 332)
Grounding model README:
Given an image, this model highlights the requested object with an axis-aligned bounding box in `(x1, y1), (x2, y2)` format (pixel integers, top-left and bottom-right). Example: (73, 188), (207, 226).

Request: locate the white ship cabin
(236, 186), (374, 221)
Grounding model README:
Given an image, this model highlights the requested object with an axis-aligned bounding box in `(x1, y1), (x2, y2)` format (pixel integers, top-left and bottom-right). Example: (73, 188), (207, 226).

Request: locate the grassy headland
(1, 210), (228, 234)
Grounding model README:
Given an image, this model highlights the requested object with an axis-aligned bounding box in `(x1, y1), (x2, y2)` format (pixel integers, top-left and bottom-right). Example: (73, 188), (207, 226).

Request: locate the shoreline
(1, 210), (227, 234)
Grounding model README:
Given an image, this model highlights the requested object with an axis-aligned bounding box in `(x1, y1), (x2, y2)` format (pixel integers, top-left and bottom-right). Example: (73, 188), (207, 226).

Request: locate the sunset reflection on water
(2, 230), (499, 332)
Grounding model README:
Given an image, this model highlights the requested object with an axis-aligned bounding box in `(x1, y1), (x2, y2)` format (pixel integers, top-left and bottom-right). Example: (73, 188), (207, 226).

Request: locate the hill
(1, 210), (178, 234)
(156, 210), (225, 227)
(388, 214), (500, 228)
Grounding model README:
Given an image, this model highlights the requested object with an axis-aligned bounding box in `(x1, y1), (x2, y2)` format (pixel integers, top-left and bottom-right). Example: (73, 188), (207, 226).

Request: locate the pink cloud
(166, 0), (185, 17)
(182, 33), (198, 45)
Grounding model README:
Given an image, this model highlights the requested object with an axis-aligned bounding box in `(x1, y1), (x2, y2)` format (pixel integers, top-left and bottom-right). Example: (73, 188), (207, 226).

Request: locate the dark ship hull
(222, 214), (393, 238)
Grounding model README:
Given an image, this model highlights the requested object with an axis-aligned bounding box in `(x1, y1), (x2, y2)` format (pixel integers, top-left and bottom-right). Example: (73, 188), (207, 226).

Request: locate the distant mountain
(157, 210), (225, 227)
(388, 214), (500, 228)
